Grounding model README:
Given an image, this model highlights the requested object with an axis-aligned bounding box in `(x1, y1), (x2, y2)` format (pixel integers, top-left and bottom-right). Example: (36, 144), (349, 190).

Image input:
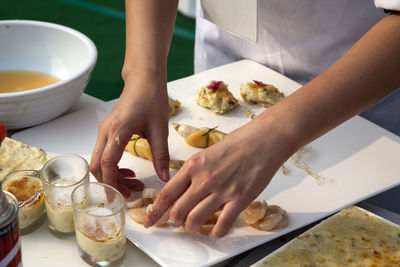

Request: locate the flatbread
(260, 206), (400, 266)
(0, 137), (52, 180)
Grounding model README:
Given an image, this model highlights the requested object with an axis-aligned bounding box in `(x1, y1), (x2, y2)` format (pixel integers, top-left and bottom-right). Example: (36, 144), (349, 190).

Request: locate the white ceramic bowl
(0, 20), (97, 130)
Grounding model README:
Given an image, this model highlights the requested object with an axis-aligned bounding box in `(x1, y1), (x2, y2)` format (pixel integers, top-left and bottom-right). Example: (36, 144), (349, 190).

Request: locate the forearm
(254, 14), (400, 157)
(122, 0), (179, 83)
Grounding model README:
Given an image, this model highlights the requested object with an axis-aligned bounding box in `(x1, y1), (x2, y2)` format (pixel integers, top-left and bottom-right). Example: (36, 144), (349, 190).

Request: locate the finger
(90, 132), (108, 182)
(101, 132), (131, 189)
(117, 175), (144, 191)
(118, 168), (136, 177)
(182, 194), (223, 234)
(167, 183), (212, 228)
(143, 171), (191, 228)
(117, 183), (131, 198)
(147, 124), (170, 182)
(210, 201), (244, 238)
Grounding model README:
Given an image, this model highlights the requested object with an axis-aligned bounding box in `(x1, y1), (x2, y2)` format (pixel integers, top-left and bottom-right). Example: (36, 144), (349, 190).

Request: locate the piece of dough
(240, 80), (284, 107)
(195, 81), (239, 114)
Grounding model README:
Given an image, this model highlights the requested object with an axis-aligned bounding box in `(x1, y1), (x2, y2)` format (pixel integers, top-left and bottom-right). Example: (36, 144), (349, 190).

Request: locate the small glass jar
(72, 182), (126, 266)
(2, 170), (46, 235)
(40, 155), (89, 236)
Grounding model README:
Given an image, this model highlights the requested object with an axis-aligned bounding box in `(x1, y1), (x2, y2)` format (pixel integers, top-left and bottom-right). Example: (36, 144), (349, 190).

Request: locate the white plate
(251, 206), (400, 266)
(13, 60), (400, 267)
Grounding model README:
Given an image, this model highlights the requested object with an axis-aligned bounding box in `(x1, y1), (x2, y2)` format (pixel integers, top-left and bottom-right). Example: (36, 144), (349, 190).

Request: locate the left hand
(143, 119), (292, 237)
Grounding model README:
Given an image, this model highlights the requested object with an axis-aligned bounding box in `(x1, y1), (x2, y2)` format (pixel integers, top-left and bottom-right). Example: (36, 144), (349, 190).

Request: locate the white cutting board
(13, 60), (400, 267)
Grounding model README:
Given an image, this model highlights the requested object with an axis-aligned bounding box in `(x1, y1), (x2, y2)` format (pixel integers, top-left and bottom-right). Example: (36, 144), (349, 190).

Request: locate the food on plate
(125, 135), (185, 169)
(244, 201), (268, 224)
(128, 192), (289, 236)
(290, 146), (332, 185)
(0, 137), (52, 180)
(172, 122), (227, 148)
(128, 188), (171, 227)
(199, 210), (222, 236)
(244, 201), (288, 231)
(141, 187), (160, 203)
(2, 171), (45, 231)
(168, 96), (181, 118)
(128, 187), (222, 233)
(195, 80), (239, 114)
(280, 164), (291, 176)
(246, 110), (256, 120)
(259, 206), (400, 266)
(75, 210), (126, 262)
(126, 135), (152, 161)
(240, 80), (284, 107)
(128, 206), (147, 225)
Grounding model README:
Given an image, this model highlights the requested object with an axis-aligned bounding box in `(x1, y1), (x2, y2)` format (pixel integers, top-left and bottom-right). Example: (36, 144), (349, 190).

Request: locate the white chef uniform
(194, 0), (400, 213)
(196, 0), (390, 83)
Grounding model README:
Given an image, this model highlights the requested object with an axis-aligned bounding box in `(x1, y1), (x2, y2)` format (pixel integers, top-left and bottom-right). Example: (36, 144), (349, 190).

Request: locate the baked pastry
(172, 122), (227, 148)
(240, 80), (284, 107)
(195, 81), (239, 114)
(125, 135), (184, 169)
(168, 96), (181, 118)
(0, 137), (52, 180)
(260, 206), (400, 266)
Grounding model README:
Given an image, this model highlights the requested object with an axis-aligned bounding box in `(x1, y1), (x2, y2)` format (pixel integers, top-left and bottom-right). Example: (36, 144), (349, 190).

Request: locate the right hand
(90, 76), (171, 195)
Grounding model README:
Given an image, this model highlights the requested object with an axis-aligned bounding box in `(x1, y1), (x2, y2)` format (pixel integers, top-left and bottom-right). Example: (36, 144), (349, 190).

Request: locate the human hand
(144, 119), (293, 237)
(90, 77), (171, 196)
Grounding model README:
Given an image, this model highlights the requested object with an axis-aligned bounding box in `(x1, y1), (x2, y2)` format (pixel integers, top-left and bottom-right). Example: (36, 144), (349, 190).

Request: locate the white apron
(194, 0), (400, 212)
(195, 0), (386, 84)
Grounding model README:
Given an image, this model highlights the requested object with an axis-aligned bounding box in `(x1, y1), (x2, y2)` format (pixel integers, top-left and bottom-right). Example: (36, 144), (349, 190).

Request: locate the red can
(0, 190), (22, 267)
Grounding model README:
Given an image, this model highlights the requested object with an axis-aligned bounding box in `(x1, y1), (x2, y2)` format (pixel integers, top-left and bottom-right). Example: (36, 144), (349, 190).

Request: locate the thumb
(148, 126), (170, 182)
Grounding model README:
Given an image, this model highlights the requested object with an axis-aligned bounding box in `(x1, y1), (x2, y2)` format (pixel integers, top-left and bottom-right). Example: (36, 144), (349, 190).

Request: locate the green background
(0, 0), (195, 101)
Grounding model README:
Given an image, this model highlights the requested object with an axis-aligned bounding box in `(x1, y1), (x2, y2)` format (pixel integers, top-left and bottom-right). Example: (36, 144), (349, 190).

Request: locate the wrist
(122, 60), (167, 85)
(251, 106), (301, 161)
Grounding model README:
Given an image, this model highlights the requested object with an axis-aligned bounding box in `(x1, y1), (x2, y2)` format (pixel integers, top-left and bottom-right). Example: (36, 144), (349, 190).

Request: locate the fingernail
(162, 169), (170, 181)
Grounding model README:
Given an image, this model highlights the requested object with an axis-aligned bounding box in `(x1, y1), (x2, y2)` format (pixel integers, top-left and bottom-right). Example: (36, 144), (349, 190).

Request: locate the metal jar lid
(0, 187), (18, 228)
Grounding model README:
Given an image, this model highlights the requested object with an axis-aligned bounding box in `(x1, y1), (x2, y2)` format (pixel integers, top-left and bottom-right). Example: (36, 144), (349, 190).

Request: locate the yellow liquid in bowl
(0, 70), (60, 93)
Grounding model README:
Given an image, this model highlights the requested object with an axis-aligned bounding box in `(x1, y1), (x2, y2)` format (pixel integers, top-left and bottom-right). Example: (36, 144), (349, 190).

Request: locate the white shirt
(194, 0), (400, 212)
(195, 0), (394, 85)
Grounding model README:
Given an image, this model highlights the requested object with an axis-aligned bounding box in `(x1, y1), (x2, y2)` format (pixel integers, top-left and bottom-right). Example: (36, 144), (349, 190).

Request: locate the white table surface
(18, 94), (159, 267)
(15, 92), (400, 267)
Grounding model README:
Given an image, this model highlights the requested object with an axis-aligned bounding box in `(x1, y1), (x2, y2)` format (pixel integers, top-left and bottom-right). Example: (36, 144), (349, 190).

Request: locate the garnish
(201, 126), (219, 147)
(130, 136), (141, 157)
(290, 147), (332, 185)
(280, 164), (291, 176)
(207, 81), (223, 90)
(253, 80), (265, 86)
